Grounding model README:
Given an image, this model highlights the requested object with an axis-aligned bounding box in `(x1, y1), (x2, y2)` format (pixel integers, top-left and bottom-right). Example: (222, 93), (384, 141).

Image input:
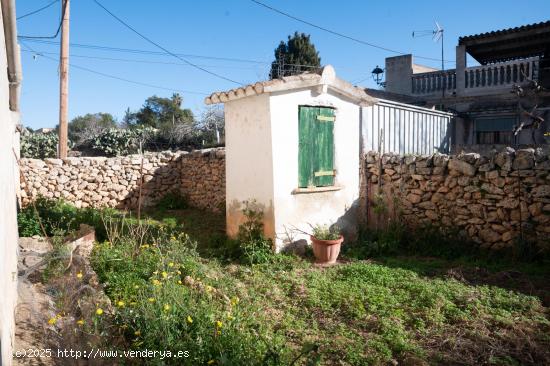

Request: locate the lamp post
(371, 65), (384, 87)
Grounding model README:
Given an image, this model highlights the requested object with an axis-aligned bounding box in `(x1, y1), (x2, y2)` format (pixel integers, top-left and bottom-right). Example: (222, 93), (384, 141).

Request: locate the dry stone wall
(20, 148), (225, 212)
(365, 148), (550, 251)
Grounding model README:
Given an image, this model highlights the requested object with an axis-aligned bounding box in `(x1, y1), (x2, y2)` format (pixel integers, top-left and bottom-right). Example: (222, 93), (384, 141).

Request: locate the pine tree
(269, 32), (321, 80)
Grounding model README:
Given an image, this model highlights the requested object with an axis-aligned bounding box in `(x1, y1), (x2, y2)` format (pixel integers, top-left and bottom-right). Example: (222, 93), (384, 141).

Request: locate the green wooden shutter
(298, 106), (335, 188)
(314, 108), (335, 186)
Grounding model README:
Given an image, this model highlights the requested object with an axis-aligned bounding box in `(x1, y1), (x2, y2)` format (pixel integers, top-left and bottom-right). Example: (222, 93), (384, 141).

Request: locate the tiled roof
(205, 65), (377, 106)
(459, 20), (550, 44)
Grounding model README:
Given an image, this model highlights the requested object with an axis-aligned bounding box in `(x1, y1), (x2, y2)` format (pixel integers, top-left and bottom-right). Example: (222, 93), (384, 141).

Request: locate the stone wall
(364, 148), (550, 251)
(20, 148), (225, 212)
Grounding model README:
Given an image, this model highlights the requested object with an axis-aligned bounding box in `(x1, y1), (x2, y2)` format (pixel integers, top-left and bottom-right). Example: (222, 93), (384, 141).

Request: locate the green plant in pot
(310, 224), (343, 265)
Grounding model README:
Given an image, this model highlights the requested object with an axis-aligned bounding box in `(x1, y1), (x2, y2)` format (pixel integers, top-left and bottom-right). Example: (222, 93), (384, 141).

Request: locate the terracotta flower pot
(310, 235), (344, 265)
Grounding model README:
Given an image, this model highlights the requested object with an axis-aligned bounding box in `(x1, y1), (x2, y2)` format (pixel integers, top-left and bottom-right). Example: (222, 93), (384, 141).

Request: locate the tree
(128, 93), (194, 129)
(197, 105), (225, 145)
(269, 32), (321, 80)
(67, 112), (117, 145)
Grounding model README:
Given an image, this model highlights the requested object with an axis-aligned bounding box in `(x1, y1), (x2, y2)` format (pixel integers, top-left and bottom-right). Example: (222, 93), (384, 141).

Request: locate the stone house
(205, 66), (452, 250)
(0, 0), (22, 364)
(382, 21), (550, 152)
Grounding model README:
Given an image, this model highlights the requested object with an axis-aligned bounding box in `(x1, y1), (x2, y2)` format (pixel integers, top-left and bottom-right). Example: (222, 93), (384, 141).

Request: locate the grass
(89, 209), (549, 365)
(18, 199), (550, 364)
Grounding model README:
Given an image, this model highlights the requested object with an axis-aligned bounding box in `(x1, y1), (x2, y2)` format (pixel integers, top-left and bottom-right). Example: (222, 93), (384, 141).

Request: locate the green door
(298, 106), (335, 188)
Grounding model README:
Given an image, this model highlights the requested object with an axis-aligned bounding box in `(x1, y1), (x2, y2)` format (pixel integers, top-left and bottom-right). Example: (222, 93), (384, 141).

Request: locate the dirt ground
(14, 237), (57, 366)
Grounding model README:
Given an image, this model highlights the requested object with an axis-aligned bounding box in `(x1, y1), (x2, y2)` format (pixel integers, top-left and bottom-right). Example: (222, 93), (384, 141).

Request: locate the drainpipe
(2, 0), (22, 112)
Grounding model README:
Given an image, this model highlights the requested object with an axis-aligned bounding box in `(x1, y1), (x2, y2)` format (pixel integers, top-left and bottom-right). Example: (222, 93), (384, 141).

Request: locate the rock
(495, 152), (513, 171)
(479, 229), (501, 243)
(532, 185), (550, 198)
(512, 149), (535, 170)
(448, 159), (476, 176)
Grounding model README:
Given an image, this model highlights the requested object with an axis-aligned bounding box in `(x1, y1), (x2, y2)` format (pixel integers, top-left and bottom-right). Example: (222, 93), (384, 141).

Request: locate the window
(475, 117), (516, 145)
(298, 106), (335, 188)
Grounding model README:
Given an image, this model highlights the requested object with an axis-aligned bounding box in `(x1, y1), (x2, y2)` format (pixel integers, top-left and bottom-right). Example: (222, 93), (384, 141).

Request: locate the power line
(20, 42), (208, 95)
(93, 0), (243, 85)
(17, 0), (59, 20)
(18, 0), (67, 39)
(22, 39), (269, 64)
(250, 0), (454, 64)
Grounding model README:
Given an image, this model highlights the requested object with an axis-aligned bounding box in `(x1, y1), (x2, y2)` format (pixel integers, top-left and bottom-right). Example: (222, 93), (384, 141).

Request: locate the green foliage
(125, 93), (194, 129)
(237, 201), (274, 264)
(90, 217), (548, 365)
(270, 32), (321, 79)
(90, 127), (155, 156)
(155, 191), (189, 211)
(311, 224), (341, 240)
(20, 131), (63, 159)
(17, 197), (116, 241)
(68, 112), (117, 145)
(17, 207), (42, 237)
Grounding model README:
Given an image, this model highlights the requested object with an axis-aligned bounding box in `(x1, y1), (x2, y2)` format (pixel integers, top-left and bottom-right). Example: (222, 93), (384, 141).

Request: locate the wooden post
(58, 0), (70, 158)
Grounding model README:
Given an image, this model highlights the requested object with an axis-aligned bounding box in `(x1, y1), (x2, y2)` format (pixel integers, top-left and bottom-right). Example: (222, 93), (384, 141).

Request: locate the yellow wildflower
(230, 297), (239, 306)
(206, 285), (213, 293)
(47, 317), (57, 325)
(227, 314), (235, 321)
(163, 304), (171, 312)
(215, 320), (222, 328)
(178, 280), (182, 285)
(207, 360), (215, 365)
(170, 236), (176, 241)
(76, 319), (84, 326)
(76, 272), (83, 279)
(117, 300), (125, 307)
(176, 270), (181, 275)
(168, 262), (174, 267)
(186, 315), (193, 324)
(134, 330), (141, 336)
(130, 302), (137, 306)
(140, 244), (149, 249)
(148, 298), (156, 303)
(134, 285), (140, 289)
(161, 271), (168, 279)
(152, 279), (161, 286)
(95, 308), (104, 316)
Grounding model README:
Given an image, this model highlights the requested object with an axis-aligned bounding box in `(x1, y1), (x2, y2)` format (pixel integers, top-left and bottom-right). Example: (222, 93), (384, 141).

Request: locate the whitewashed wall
(362, 99), (453, 155)
(269, 88), (361, 250)
(0, 14), (20, 366)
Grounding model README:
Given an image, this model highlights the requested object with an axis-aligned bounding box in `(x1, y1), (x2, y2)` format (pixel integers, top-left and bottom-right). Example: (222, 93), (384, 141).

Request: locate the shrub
(20, 131), (67, 159)
(311, 223), (341, 240)
(155, 191), (189, 211)
(237, 201), (273, 265)
(90, 127), (156, 156)
(17, 197), (117, 240)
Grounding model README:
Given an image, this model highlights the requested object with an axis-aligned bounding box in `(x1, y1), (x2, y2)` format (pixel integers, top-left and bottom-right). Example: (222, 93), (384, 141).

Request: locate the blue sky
(16, 0), (550, 129)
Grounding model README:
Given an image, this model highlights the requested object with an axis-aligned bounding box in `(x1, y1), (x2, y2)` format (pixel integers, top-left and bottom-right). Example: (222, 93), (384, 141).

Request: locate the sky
(16, 0), (550, 129)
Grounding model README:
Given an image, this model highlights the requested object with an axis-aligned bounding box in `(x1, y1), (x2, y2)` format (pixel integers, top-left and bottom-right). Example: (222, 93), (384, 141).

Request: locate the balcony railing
(411, 57), (539, 95)
(412, 70), (456, 95)
(464, 57), (539, 89)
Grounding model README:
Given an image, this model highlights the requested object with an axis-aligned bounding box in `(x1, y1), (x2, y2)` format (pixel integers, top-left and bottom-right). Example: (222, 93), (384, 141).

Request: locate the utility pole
(58, 0), (70, 158)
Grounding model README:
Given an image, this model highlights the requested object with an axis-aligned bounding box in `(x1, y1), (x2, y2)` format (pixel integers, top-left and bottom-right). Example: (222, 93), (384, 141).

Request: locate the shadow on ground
(375, 255), (550, 306)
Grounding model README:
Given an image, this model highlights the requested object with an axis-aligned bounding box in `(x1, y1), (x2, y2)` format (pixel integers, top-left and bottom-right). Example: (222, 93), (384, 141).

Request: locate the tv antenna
(413, 22), (444, 72)
(413, 22), (445, 98)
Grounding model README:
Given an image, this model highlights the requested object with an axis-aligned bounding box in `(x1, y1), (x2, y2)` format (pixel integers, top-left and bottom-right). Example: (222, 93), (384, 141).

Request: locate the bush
(237, 201), (274, 265)
(89, 127), (156, 156)
(17, 197), (117, 240)
(20, 131), (63, 159)
(155, 191), (189, 211)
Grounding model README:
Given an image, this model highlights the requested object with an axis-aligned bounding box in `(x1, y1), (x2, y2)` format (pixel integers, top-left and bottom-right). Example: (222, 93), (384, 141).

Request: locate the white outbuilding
(205, 65), (452, 251)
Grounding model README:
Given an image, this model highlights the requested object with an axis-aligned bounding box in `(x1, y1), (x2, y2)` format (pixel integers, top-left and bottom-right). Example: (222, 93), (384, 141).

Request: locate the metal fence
(361, 99), (453, 155)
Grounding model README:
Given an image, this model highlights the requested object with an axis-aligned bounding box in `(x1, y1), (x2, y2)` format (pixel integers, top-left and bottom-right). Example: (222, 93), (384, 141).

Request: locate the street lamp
(371, 65), (384, 86)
